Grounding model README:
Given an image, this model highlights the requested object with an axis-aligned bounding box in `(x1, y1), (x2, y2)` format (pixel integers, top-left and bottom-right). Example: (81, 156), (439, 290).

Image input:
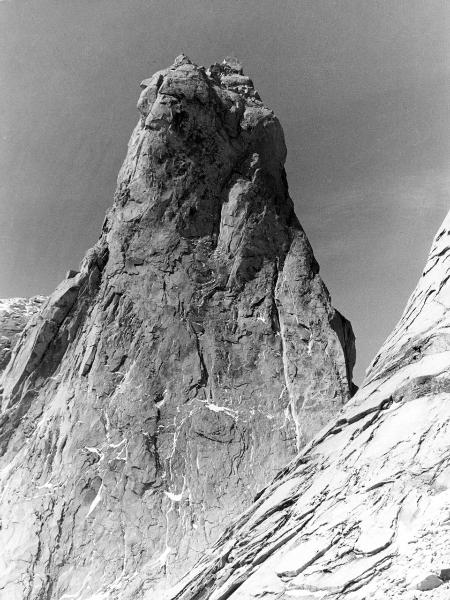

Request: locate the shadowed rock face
(0, 56), (355, 599)
(0, 296), (46, 373)
(164, 211), (450, 600)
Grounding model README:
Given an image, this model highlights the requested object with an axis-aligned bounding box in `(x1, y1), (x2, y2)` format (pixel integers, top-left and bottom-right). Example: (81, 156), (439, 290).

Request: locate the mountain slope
(165, 210), (450, 600)
(0, 56), (354, 599)
(0, 296), (45, 374)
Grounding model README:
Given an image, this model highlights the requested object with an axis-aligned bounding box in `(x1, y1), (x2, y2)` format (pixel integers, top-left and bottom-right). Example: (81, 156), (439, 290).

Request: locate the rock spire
(0, 56), (354, 599)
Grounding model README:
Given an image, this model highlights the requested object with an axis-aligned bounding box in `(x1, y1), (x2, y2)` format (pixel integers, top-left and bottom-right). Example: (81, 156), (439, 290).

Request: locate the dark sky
(0, 0), (449, 381)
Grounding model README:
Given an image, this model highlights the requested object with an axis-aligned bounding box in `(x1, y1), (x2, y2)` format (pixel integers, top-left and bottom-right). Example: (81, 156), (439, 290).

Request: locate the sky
(0, 0), (449, 382)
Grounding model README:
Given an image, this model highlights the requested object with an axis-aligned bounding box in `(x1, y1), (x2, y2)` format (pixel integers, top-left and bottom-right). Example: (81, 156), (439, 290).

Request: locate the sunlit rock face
(0, 296), (46, 373)
(165, 211), (450, 600)
(0, 56), (355, 599)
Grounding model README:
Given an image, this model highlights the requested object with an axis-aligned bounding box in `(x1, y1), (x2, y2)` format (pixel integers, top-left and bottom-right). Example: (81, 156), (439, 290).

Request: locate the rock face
(0, 56), (355, 599)
(0, 296), (46, 373)
(165, 210), (450, 600)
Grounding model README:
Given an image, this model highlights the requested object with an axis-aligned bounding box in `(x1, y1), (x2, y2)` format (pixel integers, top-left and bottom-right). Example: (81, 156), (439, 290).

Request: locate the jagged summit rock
(173, 53), (193, 67)
(222, 56), (244, 73)
(0, 57), (354, 599)
(165, 210), (450, 600)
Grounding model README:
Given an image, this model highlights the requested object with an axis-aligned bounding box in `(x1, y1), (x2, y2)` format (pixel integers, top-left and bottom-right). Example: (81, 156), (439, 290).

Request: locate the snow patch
(87, 482), (103, 517)
(164, 490), (183, 502)
(204, 402), (237, 419)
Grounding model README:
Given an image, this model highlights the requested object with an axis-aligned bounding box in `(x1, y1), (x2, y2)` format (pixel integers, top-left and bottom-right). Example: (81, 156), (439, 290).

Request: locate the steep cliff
(0, 296), (45, 374)
(0, 56), (355, 599)
(165, 210), (450, 600)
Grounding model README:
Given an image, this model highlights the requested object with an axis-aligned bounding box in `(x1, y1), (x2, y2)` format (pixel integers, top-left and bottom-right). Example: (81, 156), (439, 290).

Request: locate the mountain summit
(0, 57), (355, 598)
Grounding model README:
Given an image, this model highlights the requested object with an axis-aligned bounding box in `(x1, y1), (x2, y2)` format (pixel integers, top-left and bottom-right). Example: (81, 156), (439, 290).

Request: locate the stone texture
(439, 569), (450, 582)
(162, 210), (450, 600)
(0, 296), (46, 374)
(415, 574), (443, 592)
(0, 56), (354, 599)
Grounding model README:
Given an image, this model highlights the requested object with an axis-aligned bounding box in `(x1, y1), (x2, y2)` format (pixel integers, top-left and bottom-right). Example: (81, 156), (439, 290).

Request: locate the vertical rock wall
(165, 211), (450, 600)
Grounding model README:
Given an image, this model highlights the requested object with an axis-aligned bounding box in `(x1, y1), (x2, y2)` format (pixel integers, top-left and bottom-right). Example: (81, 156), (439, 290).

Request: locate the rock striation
(164, 210), (450, 600)
(0, 56), (355, 599)
(0, 296), (46, 374)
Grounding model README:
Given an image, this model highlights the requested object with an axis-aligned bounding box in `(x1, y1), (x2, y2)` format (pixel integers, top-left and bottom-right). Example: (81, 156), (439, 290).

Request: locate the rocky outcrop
(165, 210), (450, 600)
(0, 296), (45, 374)
(0, 56), (354, 599)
